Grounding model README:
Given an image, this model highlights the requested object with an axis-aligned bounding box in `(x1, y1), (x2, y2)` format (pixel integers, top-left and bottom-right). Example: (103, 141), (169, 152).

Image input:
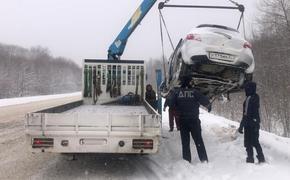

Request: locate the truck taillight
(32, 138), (54, 148)
(186, 34), (202, 41)
(243, 42), (252, 49)
(132, 139), (153, 149)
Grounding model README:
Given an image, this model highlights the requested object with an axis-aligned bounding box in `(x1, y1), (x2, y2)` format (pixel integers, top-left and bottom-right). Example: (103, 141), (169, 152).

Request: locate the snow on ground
(156, 108), (290, 180)
(1, 94), (290, 180)
(0, 92), (81, 107)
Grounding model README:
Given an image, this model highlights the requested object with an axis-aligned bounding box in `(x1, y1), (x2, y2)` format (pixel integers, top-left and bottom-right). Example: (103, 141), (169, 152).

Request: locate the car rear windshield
(197, 24), (239, 32)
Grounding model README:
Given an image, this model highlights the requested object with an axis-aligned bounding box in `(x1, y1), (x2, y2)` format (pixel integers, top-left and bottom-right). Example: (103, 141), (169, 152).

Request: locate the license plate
(209, 52), (235, 62)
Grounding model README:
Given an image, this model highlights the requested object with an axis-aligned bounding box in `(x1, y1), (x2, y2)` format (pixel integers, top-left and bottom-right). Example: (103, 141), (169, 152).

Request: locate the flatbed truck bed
(25, 59), (161, 154)
(26, 100), (160, 154)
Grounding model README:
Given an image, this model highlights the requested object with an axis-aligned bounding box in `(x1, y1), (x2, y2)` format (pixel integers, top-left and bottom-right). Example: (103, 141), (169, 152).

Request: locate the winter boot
(256, 155), (265, 163)
(246, 157), (254, 163)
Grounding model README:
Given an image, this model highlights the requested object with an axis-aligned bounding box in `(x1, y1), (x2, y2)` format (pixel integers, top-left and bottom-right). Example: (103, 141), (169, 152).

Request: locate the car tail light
(132, 139), (153, 149)
(186, 34), (202, 41)
(32, 138), (54, 148)
(243, 42), (252, 49)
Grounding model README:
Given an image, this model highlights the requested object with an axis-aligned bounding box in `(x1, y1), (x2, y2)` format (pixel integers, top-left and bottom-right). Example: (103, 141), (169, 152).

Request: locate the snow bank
(200, 109), (290, 158)
(159, 104), (290, 180)
(13, 96), (289, 180)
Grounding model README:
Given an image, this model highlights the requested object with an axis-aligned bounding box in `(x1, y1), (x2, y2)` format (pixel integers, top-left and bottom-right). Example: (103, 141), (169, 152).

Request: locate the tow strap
(159, 8), (175, 84)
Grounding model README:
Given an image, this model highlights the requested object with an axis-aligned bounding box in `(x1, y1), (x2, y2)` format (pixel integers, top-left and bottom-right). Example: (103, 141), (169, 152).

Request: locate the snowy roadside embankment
(201, 110), (290, 158)
(157, 108), (290, 180)
(0, 92), (81, 108)
(0, 94), (289, 180)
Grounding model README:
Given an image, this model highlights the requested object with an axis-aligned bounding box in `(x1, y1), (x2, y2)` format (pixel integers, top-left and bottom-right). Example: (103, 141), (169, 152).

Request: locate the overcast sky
(0, 0), (259, 65)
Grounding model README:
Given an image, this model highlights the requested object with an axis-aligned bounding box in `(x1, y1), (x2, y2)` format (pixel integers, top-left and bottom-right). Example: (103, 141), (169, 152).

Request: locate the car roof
(197, 24), (239, 33)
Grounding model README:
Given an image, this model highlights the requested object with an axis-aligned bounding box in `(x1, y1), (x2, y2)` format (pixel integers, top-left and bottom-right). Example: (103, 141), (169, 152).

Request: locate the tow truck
(25, 0), (161, 154)
(25, 0), (251, 154)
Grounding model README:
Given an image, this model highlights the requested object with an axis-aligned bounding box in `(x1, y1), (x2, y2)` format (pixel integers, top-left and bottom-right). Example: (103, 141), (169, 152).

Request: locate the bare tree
(0, 43), (81, 98)
(215, 0), (290, 137)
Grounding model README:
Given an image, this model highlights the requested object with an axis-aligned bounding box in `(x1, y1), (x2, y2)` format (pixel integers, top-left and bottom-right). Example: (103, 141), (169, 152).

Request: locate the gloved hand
(207, 104), (212, 113)
(238, 127), (243, 134)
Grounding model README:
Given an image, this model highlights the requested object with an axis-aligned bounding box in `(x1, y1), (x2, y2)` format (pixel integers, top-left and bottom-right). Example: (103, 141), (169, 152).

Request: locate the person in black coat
(164, 90), (180, 132)
(145, 84), (157, 110)
(238, 81), (265, 163)
(171, 77), (212, 163)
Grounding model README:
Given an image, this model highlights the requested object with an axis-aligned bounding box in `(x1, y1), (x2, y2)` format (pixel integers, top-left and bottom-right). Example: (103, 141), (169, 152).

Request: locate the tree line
(215, 0), (290, 137)
(0, 43), (81, 99)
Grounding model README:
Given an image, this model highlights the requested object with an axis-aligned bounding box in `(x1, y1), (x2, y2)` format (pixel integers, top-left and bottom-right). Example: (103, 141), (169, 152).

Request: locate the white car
(162, 24), (255, 99)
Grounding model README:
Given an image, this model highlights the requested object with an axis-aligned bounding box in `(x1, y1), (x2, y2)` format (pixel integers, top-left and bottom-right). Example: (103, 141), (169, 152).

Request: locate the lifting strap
(159, 7), (175, 84)
(227, 0), (247, 39)
(158, 0), (245, 31)
(159, 10), (175, 51)
(159, 11), (167, 83)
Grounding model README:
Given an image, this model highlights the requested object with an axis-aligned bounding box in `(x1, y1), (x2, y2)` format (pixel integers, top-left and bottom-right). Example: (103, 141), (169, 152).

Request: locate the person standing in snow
(238, 81), (265, 163)
(171, 77), (212, 163)
(145, 84), (157, 110)
(163, 90), (180, 132)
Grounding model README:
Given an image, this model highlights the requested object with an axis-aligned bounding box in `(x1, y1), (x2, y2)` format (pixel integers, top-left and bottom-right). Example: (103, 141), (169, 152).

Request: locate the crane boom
(107, 0), (157, 60)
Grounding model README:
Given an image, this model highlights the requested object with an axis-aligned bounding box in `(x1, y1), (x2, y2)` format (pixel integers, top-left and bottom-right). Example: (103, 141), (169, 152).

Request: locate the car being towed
(162, 24), (254, 99)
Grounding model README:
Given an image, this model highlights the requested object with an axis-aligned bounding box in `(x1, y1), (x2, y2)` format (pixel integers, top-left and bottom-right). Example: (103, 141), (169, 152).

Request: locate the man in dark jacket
(238, 81), (265, 163)
(164, 90), (180, 132)
(171, 77), (211, 163)
(145, 84), (157, 110)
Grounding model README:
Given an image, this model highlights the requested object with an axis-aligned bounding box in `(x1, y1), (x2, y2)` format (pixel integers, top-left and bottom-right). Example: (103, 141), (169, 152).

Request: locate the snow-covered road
(0, 93), (290, 180)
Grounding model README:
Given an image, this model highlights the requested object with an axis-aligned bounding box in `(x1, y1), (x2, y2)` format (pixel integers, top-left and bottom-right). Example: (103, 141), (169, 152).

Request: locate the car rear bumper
(182, 56), (245, 82)
(181, 43), (254, 74)
(178, 55), (252, 96)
